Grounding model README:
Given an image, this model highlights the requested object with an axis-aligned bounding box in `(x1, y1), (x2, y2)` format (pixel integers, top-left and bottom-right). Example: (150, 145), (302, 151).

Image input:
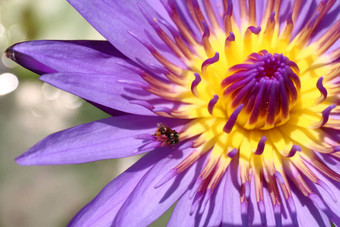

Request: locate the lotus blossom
(5, 0), (340, 226)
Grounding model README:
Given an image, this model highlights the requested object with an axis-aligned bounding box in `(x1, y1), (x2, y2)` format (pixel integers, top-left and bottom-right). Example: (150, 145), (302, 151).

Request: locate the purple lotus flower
(5, 0), (340, 226)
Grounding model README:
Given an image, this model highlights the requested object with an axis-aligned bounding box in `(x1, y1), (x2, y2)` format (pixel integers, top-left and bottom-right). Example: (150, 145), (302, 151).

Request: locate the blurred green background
(0, 0), (172, 226)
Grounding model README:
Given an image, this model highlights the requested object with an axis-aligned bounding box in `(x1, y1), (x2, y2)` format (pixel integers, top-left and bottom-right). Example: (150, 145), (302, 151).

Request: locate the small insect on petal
(154, 123), (179, 147)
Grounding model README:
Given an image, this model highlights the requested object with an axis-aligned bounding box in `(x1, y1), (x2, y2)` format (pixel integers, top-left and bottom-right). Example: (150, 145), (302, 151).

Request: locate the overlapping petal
(113, 145), (208, 227)
(168, 176), (225, 226)
(67, 0), (184, 70)
(69, 149), (168, 226)
(6, 40), (126, 75)
(7, 40), (187, 116)
(40, 72), (157, 116)
(221, 158), (243, 226)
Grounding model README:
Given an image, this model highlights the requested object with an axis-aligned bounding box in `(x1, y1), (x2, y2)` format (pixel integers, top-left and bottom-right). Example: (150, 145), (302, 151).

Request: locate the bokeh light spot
(0, 72), (19, 95)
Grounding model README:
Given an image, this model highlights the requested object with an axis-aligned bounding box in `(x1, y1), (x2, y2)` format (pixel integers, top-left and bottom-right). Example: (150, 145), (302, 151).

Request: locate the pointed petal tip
(39, 74), (54, 84)
(154, 169), (178, 188)
(199, 189), (212, 214)
(190, 192), (203, 215)
(15, 152), (38, 166)
(15, 155), (27, 166)
(4, 43), (18, 61)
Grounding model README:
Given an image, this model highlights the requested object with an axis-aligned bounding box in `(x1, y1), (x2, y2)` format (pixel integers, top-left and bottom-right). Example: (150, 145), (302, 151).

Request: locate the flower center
(221, 50), (300, 130)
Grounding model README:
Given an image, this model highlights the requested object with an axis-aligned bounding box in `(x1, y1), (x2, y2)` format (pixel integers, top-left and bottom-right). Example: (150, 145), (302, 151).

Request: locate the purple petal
(85, 100), (127, 116)
(291, 186), (330, 227)
(113, 145), (209, 226)
(5, 40), (182, 116)
(197, 173), (225, 226)
(304, 160), (340, 224)
(16, 115), (187, 165)
(39, 72), (175, 116)
(248, 177), (277, 226)
(314, 150), (340, 177)
(291, 0), (332, 39)
(67, 0), (184, 69)
(221, 158), (243, 226)
(5, 40), (126, 75)
(167, 190), (195, 227)
(169, 0), (201, 41)
(68, 149), (168, 226)
(168, 166), (225, 226)
(312, 1), (340, 40)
